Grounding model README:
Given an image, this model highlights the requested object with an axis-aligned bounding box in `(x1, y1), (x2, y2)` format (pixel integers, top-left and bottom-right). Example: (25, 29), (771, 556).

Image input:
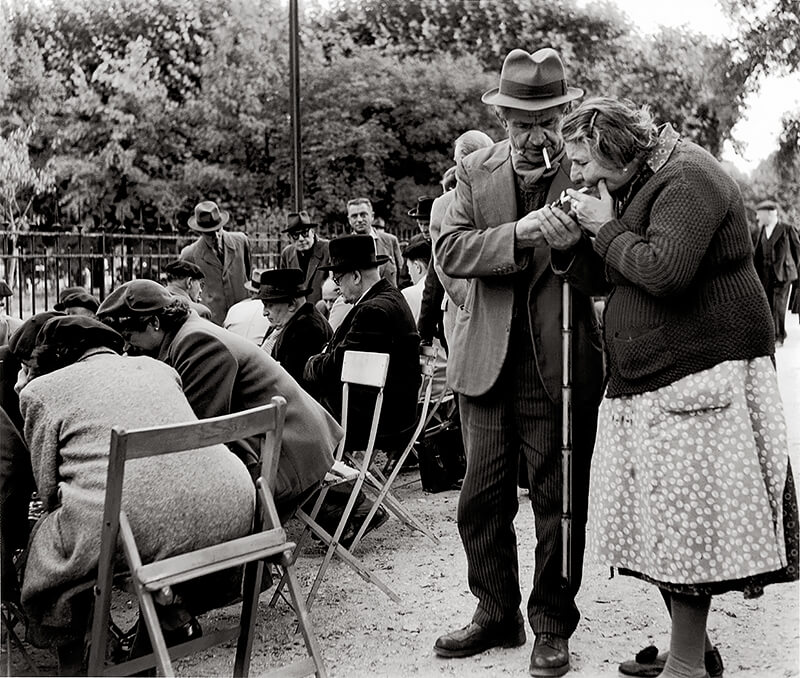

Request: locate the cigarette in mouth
(542, 147), (551, 169)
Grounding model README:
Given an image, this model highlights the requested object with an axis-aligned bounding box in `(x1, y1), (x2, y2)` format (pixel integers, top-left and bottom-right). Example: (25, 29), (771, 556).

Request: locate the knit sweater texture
(594, 135), (773, 397)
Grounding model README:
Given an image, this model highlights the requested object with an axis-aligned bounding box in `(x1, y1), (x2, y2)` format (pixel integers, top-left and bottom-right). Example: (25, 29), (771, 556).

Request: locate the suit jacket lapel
(305, 241), (325, 285)
(529, 161), (575, 288)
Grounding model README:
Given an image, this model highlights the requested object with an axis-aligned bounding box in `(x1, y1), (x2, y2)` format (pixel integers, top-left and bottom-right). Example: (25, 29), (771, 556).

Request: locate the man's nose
(569, 165), (583, 184)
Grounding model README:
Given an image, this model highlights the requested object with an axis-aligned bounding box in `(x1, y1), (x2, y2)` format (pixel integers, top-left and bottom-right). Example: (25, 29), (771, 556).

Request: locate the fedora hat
(188, 201), (229, 232)
(320, 234), (389, 273)
(481, 47), (583, 111)
(282, 210), (317, 233)
(257, 268), (312, 302)
(756, 199), (779, 211)
(244, 268), (267, 293)
(403, 234), (432, 262)
(407, 196), (435, 220)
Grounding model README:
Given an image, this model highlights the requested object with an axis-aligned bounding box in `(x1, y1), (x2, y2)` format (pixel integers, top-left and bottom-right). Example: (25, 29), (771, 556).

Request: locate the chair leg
(136, 588), (174, 677)
(281, 555), (327, 678)
(233, 560), (264, 678)
(2, 605), (40, 677)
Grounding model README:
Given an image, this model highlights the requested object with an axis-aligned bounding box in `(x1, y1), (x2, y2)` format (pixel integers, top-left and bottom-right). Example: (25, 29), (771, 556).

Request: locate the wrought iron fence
(0, 230), (283, 318)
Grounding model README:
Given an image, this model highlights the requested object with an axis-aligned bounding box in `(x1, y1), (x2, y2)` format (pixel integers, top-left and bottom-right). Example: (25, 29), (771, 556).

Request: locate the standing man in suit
(346, 198), (404, 288)
(304, 234), (420, 453)
(753, 199), (799, 345)
(433, 48), (605, 677)
(259, 267), (332, 393)
(179, 200), (251, 325)
(279, 211), (331, 305)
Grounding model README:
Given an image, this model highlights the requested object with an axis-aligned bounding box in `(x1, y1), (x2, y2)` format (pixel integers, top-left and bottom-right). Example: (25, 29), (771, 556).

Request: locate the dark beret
(53, 291), (100, 313)
(7, 311), (66, 362)
(96, 280), (174, 318)
(164, 260), (205, 279)
(36, 315), (124, 354)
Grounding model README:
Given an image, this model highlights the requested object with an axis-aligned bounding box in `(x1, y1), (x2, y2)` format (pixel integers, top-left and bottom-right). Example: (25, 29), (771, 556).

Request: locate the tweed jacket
(180, 230), (251, 325)
(593, 128), (774, 396)
(304, 279), (421, 450)
(272, 302), (332, 392)
(754, 221), (800, 286)
(158, 314), (340, 500)
(18, 351), (254, 640)
(280, 237), (331, 305)
(374, 230), (405, 288)
(436, 139), (605, 402)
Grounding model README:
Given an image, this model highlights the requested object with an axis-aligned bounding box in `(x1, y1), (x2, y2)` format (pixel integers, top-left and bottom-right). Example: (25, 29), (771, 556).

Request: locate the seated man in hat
(163, 260), (213, 320)
(52, 286), (100, 318)
(179, 200), (251, 325)
(259, 268), (331, 393)
(97, 280), (341, 516)
(304, 234), (421, 453)
(223, 269), (272, 346)
(279, 211), (332, 306)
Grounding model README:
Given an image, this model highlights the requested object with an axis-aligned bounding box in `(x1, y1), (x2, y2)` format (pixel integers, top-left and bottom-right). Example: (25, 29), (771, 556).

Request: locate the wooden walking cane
(560, 278), (573, 588)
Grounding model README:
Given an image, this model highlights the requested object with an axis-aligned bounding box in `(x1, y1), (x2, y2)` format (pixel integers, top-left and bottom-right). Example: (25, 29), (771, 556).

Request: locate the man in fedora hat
(163, 260), (213, 320)
(258, 268), (331, 392)
(346, 198), (405, 288)
(753, 198), (799, 346)
(179, 200), (251, 325)
(279, 211), (332, 305)
(433, 47), (605, 676)
(223, 269), (271, 345)
(304, 234), (421, 453)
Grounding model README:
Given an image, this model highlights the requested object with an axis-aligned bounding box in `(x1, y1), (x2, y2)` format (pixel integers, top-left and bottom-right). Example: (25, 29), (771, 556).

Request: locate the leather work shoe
(433, 610), (526, 658)
(530, 633), (570, 677)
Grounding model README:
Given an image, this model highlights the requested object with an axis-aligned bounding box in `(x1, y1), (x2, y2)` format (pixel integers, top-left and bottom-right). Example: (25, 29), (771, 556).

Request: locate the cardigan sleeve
(593, 166), (726, 298)
(19, 388), (62, 512)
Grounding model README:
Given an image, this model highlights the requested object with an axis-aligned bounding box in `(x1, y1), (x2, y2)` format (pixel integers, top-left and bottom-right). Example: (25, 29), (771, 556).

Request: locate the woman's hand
(566, 180), (615, 236)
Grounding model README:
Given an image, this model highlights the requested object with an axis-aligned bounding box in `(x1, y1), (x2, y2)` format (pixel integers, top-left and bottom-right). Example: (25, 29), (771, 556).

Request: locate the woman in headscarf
(17, 315), (255, 672)
(556, 96), (798, 678)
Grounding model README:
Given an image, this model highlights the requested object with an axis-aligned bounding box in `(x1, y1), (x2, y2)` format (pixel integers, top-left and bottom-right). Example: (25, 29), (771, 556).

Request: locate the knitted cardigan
(593, 131), (773, 397)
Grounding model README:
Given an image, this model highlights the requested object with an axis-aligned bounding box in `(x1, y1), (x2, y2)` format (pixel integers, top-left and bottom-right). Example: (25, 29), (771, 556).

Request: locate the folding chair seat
(87, 396), (327, 678)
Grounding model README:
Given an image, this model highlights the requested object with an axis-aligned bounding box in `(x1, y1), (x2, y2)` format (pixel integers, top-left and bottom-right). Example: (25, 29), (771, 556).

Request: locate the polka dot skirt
(588, 357), (799, 596)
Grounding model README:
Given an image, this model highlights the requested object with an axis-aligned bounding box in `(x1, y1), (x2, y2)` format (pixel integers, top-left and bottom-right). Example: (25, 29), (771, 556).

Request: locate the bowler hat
(0, 280), (11, 297)
(54, 291), (100, 313)
(244, 268), (267, 293)
(407, 196), (435, 220)
(37, 315), (124, 354)
(756, 199), (779, 211)
(282, 211), (317, 233)
(481, 48), (583, 111)
(403, 234), (432, 262)
(164, 260), (205, 280)
(319, 235), (389, 273)
(188, 201), (229, 232)
(258, 268), (312, 302)
(97, 280), (174, 318)
(8, 311), (66, 362)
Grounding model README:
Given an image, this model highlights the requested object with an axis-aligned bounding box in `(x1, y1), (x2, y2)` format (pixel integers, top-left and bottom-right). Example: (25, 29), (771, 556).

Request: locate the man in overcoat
(753, 199), (799, 345)
(433, 47), (605, 677)
(279, 211), (331, 305)
(304, 234), (421, 453)
(179, 201), (251, 325)
(259, 267), (332, 394)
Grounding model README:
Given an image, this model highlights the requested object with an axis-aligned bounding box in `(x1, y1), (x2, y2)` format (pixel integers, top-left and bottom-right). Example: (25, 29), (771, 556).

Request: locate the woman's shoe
(619, 645), (723, 677)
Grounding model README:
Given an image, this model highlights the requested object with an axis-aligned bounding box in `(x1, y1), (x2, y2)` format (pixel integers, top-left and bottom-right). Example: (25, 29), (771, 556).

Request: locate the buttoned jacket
(279, 237), (331, 304)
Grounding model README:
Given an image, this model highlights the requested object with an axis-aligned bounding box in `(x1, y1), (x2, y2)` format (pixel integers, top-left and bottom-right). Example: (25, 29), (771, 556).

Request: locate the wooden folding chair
(87, 396), (327, 678)
(288, 351), (402, 611)
(350, 344), (442, 550)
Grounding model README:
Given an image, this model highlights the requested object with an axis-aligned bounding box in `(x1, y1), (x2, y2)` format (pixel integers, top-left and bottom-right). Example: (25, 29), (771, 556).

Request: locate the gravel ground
(5, 325), (800, 678)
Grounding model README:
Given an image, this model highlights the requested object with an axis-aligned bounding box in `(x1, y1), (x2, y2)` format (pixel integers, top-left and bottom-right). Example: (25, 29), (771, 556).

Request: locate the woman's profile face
(119, 320), (164, 356)
(566, 140), (631, 192)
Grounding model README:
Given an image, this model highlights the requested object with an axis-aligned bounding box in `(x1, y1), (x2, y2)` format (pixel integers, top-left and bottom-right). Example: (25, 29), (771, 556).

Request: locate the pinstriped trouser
(457, 318), (596, 638)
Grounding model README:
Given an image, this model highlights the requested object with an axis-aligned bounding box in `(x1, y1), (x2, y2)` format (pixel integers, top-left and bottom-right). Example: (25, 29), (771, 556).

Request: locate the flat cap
(37, 315), (124, 354)
(164, 260), (205, 279)
(54, 291), (100, 313)
(97, 280), (174, 317)
(7, 311), (66, 362)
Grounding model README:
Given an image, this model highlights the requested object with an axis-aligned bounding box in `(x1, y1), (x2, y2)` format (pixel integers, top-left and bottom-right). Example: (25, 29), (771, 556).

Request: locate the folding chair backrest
(337, 351), (390, 459)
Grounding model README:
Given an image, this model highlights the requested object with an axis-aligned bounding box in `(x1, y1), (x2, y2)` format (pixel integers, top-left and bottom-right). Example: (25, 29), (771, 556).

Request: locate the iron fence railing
(0, 230), (283, 318)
